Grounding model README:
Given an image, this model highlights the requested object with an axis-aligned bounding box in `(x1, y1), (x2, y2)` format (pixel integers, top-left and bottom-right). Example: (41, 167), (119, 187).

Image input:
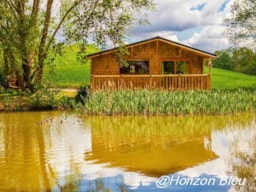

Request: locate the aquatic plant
(83, 89), (256, 115)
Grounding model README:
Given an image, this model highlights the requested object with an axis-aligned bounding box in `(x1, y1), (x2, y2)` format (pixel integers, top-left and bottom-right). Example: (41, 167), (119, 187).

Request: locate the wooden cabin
(88, 36), (216, 90)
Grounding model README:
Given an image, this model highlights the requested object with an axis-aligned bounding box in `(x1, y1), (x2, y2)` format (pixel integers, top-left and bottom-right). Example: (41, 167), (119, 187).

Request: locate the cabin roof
(87, 36), (217, 58)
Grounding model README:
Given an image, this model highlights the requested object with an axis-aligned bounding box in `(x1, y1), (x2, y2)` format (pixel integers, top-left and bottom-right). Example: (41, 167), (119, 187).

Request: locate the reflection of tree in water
(86, 178), (128, 192)
(229, 137), (256, 192)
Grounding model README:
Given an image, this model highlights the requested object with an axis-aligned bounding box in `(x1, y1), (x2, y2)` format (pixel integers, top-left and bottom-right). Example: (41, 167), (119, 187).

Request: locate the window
(162, 61), (175, 74)
(177, 61), (189, 74)
(120, 61), (149, 74)
(162, 60), (190, 74)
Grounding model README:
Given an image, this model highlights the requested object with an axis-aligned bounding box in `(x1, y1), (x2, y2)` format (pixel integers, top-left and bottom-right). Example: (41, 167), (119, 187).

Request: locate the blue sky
(130, 0), (234, 53)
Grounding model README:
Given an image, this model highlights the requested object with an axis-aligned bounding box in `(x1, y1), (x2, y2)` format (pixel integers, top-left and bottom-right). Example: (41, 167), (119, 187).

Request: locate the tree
(225, 0), (256, 50)
(0, 0), (154, 91)
(212, 50), (232, 70)
(231, 47), (256, 75)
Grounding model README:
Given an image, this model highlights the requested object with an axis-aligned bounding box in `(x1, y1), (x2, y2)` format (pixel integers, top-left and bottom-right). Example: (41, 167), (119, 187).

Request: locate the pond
(0, 111), (255, 192)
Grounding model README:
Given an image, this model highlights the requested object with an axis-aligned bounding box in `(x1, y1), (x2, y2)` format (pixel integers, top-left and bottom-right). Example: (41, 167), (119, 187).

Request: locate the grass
(209, 67), (256, 89)
(43, 44), (98, 88)
(83, 89), (256, 115)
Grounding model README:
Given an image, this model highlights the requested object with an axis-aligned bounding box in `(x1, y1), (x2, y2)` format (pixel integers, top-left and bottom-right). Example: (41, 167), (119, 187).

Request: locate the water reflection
(0, 112), (255, 191)
(85, 116), (219, 177)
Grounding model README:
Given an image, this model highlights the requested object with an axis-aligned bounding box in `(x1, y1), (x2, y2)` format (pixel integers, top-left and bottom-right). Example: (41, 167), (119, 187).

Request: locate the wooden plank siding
(88, 36), (216, 91)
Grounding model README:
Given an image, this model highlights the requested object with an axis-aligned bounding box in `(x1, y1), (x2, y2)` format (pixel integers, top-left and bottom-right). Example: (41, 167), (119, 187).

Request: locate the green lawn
(43, 44), (98, 88)
(44, 46), (256, 89)
(209, 67), (256, 89)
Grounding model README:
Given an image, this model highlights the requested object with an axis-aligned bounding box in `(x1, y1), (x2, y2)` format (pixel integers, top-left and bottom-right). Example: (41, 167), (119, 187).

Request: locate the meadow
(43, 44), (98, 87)
(209, 67), (256, 89)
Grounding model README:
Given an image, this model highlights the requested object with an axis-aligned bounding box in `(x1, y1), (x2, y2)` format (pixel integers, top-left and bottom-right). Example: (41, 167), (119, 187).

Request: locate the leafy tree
(225, 0), (256, 49)
(212, 50), (232, 70)
(231, 47), (256, 75)
(0, 0), (154, 91)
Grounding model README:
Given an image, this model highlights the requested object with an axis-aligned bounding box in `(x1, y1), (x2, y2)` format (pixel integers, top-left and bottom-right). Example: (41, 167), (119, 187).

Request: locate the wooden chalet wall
(90, 40), (205, 76)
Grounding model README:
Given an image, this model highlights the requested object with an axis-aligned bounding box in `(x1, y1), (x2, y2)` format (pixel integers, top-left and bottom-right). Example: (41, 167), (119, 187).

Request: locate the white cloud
(132, 0), (236, 53)
(182, 25), (229, 52)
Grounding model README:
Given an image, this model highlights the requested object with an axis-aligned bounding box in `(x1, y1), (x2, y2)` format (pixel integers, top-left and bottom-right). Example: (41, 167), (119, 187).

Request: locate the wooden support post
(207, 58), (212, 90)
(208, 58), (212, 74)
(207, 74), (211, 90)
(149, 75), (152, 89)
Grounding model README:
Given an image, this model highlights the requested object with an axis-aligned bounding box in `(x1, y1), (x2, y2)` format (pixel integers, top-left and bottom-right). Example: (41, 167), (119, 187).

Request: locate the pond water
(0, 111), (255, 192)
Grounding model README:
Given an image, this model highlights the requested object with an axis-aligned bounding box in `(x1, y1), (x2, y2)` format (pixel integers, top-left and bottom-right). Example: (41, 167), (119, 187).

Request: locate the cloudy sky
(129, 0), (235, 53)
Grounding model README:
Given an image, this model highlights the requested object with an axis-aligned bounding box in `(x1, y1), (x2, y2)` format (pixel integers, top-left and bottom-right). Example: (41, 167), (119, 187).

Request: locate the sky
(129, 0), (235, 53)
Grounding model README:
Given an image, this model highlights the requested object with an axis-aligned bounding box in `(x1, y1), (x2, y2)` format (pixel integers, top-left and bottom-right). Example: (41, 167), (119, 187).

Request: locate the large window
(162, 60), (190, 74)
(120, 61), (149, 74)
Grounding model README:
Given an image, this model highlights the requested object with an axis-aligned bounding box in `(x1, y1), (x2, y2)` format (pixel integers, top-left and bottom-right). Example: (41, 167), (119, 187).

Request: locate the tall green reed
(83, 89), (256, 115)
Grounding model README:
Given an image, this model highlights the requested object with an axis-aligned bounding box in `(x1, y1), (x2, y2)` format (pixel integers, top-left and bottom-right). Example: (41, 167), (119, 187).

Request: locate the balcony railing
(91, 74), (210, 90)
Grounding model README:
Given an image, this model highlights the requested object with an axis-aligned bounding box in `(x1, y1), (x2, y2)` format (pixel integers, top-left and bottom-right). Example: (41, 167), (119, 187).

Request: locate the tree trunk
(36, 0), (54, 85)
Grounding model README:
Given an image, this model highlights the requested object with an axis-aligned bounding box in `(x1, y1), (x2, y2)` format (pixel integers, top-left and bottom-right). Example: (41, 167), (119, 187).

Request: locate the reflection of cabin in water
(85, 116), (218, 177)
(88, 36), (216, 90)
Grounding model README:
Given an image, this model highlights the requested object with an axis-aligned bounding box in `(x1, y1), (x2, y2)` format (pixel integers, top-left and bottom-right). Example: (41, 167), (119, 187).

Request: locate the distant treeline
(213, 47), (256, 75)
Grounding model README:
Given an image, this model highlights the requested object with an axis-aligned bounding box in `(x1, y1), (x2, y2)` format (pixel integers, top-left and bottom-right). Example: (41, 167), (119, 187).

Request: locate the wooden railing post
(120, 75), (123, 90)
(207, 74), (211, 90)
(91, 75), (94, 90)
(149, 75), (152, 89)
(207, 60), (212, 90)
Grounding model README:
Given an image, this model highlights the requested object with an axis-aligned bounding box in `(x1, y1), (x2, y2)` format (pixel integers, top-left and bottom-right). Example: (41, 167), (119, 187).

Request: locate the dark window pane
(162, 61), (175, 74)
(120, 61), (149, 74)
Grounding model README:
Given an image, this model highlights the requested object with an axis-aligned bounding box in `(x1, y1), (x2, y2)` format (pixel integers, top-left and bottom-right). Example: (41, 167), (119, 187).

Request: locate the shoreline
(0, 88), (255, 115)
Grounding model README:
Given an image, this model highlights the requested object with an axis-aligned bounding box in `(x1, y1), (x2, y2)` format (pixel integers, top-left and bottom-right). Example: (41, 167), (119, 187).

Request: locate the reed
(83, 89), (256, 115)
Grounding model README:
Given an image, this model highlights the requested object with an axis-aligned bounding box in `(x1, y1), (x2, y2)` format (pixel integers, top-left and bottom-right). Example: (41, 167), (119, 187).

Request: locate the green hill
(210, 67), (256, 89)
(43, 44), (98, 88)
(44, 46), (256, 89)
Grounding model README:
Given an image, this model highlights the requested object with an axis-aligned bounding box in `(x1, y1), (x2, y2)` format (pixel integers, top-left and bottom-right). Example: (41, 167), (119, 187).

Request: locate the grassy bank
(43, 44), (98, 88)
(83, 89), (256, 115)
(1, 88), (255, 115)
(209, 67), (256, 89)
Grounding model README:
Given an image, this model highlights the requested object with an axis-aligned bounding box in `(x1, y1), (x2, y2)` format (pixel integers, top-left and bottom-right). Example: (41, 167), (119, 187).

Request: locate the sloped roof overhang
(87, 36), (217, 59)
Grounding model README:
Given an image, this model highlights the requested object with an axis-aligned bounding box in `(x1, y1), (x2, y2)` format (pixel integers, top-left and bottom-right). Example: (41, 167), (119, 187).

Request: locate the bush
(28, 82), (60, 110)
(75, 85), (91, 105)
(0, 70), (6, 88)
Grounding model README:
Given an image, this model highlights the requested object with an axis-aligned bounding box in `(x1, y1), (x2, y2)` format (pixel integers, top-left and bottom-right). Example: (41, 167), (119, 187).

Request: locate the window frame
(119, 60), (150, 75)
(162, 59), (191, 74)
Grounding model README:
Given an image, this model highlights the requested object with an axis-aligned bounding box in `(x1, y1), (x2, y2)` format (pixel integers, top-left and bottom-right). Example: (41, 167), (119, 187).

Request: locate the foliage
(27, 82), (61, 110)
(0, 68), (5, 87)
(231, 47), (256, 75)
(0, 0), (155, 91)
(75, 85), (91, 105)
(230, 137), (256, 192)
(225, 0), (256, 49)
(83, 89), (256, 115)
(212, 50), (232, 70)
(212, 47), (256, 76)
